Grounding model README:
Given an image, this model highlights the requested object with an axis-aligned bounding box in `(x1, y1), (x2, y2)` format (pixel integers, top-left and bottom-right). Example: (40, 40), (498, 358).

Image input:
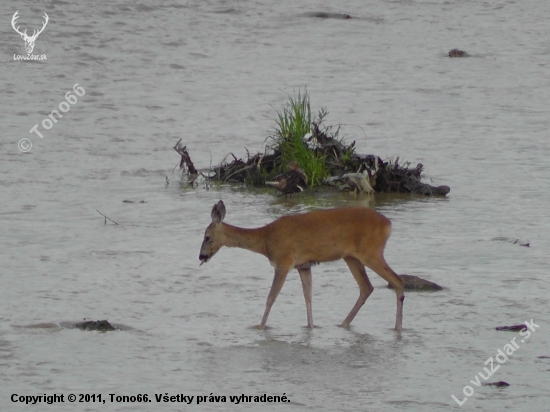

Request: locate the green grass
(268, 90), (328, 187)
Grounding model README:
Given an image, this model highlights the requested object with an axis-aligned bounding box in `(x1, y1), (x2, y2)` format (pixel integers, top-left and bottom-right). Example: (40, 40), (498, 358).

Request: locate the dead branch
(173, 139), (198, 176)
(96, 210), (119, 225)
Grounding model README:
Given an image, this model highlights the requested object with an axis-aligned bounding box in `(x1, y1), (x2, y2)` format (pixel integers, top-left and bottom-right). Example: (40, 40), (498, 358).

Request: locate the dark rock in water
(495, 324), (526, 332)
(412, 183), (450, 196)
(449, 49), (468, 57)
(387, 274), (443, 291)
(538, 356), (550, 359)
(482, 381), (509, 388)
(304, 12), (352, 19)
(74, 320), (116, 332)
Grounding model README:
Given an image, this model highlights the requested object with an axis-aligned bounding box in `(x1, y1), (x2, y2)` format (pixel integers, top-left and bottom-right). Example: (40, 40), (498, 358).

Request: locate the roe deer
(199, 200), (405, 330)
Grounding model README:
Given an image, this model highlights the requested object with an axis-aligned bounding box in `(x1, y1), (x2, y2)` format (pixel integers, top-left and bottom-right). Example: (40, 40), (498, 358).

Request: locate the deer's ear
(211, 200), (226, 223)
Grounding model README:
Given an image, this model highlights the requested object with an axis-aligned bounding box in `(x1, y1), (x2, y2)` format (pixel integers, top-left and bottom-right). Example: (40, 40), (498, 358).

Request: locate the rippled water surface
(1, 0), (549, 410)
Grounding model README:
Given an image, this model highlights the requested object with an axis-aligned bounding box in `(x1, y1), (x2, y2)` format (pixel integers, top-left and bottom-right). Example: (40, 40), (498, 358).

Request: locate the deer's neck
(222, 223), (268, 258)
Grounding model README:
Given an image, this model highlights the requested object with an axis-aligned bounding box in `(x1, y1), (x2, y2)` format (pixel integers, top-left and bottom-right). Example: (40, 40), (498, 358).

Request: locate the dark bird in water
(266, 161), (307, 195)
(448, 49), (467, 57)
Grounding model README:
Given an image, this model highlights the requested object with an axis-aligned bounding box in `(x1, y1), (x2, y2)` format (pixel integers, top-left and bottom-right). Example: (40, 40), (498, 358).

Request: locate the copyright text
(11, 392), (291, 405)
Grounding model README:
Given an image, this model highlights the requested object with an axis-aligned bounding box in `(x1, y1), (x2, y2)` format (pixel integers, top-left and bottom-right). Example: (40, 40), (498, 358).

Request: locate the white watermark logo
(12, 10), (48, 60)
(451, 319), (540, 406)
(18, 138), (32, 153)
(18, 84), (85, 152)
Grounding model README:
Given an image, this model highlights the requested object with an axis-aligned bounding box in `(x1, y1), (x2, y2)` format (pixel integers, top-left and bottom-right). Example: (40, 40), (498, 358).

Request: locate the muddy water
(1, 0), (549, 410)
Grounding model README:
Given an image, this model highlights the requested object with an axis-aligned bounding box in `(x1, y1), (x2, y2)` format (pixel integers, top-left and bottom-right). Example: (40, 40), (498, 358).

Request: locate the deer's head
(12, 11), (49, 54)
(199, 201), (226, 265)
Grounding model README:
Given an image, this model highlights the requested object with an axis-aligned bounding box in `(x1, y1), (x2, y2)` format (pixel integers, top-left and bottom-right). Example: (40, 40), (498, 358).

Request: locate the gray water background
(1, 0), (549, 410)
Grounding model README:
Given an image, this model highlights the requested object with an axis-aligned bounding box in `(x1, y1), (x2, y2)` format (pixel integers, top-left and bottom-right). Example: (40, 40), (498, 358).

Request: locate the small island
(175, 91), (450, 197)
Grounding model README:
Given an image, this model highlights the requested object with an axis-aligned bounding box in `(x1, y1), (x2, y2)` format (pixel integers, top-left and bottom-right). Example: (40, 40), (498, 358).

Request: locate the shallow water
(1, 0), (549, 410)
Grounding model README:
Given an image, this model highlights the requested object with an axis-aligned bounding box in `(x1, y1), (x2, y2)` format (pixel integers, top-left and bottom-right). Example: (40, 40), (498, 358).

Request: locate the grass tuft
(268, 89), (328, 187)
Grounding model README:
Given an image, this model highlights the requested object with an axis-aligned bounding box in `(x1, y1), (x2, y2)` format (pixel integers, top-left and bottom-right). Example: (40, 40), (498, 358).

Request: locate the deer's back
(264, 207), (392, 265)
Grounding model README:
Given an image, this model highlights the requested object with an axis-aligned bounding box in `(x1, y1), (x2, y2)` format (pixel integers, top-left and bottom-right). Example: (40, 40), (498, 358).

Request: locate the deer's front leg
(297, 267), (313, 328)
(259, 265), (290, 328)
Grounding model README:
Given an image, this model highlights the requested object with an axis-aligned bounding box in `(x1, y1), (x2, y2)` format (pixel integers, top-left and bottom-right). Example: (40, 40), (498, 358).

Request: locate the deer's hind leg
(363, 256), (404, 331)
(340, 256), (374, 328)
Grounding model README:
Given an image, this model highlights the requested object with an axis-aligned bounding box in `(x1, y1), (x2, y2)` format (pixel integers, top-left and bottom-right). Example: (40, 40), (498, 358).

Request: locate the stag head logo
(11, 11), (49, 54)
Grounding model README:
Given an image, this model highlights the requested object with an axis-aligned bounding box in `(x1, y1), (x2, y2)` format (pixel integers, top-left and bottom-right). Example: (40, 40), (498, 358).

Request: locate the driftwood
(173, 139), (198, 182)
(495, 325), (527, 332)
(352, 155), (450, 196)
(96, 210), (119, 225)
(491, 237), (530, 247)
(482, 381), (509, 388)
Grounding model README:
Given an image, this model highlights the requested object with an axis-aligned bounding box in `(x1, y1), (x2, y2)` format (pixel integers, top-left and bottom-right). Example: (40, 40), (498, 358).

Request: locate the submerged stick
(96, 210), (119, 225)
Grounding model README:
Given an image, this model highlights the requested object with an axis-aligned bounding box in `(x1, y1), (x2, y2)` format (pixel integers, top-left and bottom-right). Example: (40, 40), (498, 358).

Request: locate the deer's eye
(205, 236), (211, 242)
